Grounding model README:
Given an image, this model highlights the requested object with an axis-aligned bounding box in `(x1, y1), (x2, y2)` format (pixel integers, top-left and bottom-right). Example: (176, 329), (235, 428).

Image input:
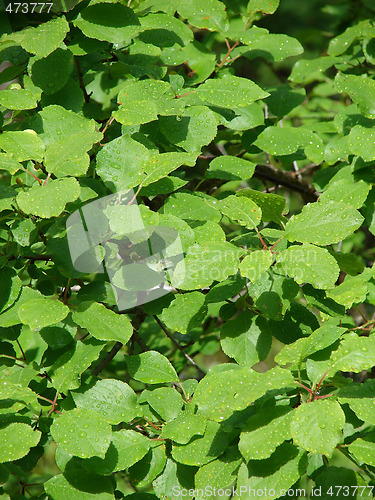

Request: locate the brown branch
(254, 164), (319, 202)
(22, 255), (52, 261)
(74, 57), (90, 103)
(92, 341), (123, 377)
(153, 315), (206, 375)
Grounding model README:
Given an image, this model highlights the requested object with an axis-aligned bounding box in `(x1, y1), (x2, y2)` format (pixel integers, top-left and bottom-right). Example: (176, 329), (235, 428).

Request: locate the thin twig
(101, 116), (114, 137)
(316, 369), (330, 392)
(16, 339), (27, 362)
(254, 227), (268, 250)
(43, 173), (51, 186)
(292, 161), (302, 181)
(92, 341), (123, 377)
(21, 167), (42, 185)
(153, 316), (206, 375)
(74, 57), (90, 103)
(47, 391), (60, 417)
(217, 39), (239, 69)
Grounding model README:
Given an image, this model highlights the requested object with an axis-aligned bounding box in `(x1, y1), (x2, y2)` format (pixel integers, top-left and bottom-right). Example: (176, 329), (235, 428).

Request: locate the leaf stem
(217, 39), (240, 69)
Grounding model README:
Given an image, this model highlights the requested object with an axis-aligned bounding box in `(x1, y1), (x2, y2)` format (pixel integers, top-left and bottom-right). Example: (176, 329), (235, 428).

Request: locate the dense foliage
(1, 0), (375, 498)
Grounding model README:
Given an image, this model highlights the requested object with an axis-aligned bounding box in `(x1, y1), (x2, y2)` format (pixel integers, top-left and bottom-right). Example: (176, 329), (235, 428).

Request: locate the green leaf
(349, 438), (375, 467)
(34, 105), (102, 176)
(0, 423), (41, 463)
(302, 284), (346, 317)
(163, 192), (221, 222)
(276, 323), (346, 367)
(313, 466), (365, 497)
(0, 185), (17, 212)
(129, 443), (167, 488)
(289, 56), (338, 84)
(126, 350), (179, 384)
(278, 243), (340, 290)
(218, 195), (262, 228)
(153, 458), (195, 499)
(194, 447), (242, 491)
(172, 241), (243, 290)
(142, 152), (197, 186)
(162, 414), (207, 444)
(0, 87), (40, 110)
(177, 40), (216, 85)
(196, 75), (269, 109)
(348, 125), (375, 162)
(30, 48), (74, 95)
(329, 333), (375, 374)
(338, 379), (375, 425)
(239, 406), (293, 460)
(44, 474), (114, 500)
(159, 106), (218, 153)
(115, 80), (185, 125)
(145, 387), (183, 421)
(254, 126), (315, 155)
(285, 201), (364, 245)
(239, 250), (274, 282)
(160, 292), (207, 335)
(72, 379), (141, 425)
(237, 443), (307, 497)
(335, 72), (375, 118)
(327, 272), (369, 309)
(140, 11), (192, 46)
(177, 0), (229, 33)
(37, 104), (101, 147)
(193, 366), (295, 421)
(17, 178), (81, 218)
(319, 176), (370, 209)
(247, 0), (280, 15)
(84, 429), (151, 473)
(140, 176), (187, 197)
(206, 155), (256, 181)
(113, 99), (158, 126)
(191, 219), (226, 244)
(0, 287), (41, 328)
(238, 188), (288, 225)
(96, 135), (150, 192)
(0, 130), (44, 162)
(290, 399), (345, 456)
(214, 102), (264, 131)
(265, 84), (306, 118)
(49, 338), (105, 393)
(72, 302), (133, 343)
(171, 420), (228, 466)
(51, 407), (112, 459)
(0, 153), (22, 175)
(206, 274), (247, 303)
(19, 17), (70, 58)
(241, 34), (303, 63)
(160, 213), (196, 250)
(18, 297), (69, 330)
(74, 3), (141, 45)
(328, 22), (367, 56)
(0, 379), (40, 413)
(220, 312), (272, 366)
(0, 268), (22, 313)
